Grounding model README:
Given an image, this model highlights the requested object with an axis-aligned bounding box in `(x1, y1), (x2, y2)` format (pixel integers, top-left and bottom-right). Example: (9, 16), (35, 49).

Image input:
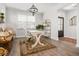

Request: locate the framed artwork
(70, 16), (77, 26)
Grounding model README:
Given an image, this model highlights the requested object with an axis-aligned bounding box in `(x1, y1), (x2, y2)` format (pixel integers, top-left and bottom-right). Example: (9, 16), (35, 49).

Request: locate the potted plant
(36, 24), (45, 31)
(0, 13), (4, 23)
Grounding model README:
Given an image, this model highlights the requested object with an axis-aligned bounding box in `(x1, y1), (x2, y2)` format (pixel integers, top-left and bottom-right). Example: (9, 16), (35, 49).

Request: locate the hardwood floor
(59, 37), (76, 44)
(9, 37), (79, 56)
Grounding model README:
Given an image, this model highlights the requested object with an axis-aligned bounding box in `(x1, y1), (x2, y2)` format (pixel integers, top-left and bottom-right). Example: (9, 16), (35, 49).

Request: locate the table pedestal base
(32, 34), (44, 48)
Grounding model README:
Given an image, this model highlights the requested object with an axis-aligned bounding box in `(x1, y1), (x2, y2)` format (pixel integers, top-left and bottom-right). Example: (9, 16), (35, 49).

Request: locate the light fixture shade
(29, 4), (38, 16)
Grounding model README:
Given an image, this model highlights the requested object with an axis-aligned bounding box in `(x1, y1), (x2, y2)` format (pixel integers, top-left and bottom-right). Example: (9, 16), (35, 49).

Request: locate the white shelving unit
(44, 20), (51, 38)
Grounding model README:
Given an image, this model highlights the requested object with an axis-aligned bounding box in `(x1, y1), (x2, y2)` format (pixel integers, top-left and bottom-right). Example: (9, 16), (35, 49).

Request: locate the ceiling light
(29, 4), (38, 16)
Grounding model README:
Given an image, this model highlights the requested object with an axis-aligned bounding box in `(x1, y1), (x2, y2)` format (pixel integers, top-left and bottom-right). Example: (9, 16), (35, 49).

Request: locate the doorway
(58, 16), (64, 37)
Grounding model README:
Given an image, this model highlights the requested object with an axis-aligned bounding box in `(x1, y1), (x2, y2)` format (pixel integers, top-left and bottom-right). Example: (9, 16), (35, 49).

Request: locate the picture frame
(70, 16), (77, 26)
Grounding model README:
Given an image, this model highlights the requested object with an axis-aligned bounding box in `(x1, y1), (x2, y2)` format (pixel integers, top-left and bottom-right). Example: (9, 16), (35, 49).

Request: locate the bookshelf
(44, 19), (51, 38)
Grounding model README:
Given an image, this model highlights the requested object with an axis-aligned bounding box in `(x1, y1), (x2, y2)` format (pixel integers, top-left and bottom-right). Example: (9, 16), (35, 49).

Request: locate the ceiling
(4, 3), (70, 12)
(4, 3), (78, 12)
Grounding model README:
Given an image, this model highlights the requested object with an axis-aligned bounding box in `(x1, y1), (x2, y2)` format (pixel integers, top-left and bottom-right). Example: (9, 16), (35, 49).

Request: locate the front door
(58, 17), (64, 37)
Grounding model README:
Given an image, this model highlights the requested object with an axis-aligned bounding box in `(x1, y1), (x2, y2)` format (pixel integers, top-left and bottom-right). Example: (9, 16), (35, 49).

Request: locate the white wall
(58, 10), (66, 17)
(64, 10), (77, 39)
(51, 10), (58, 40)
(76, 7), (79, 47)
(76, 14), (79, 47)
(44, 8), (58, 40)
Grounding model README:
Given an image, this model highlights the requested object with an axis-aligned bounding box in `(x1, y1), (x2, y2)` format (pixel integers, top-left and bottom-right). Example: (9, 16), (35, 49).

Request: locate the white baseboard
(51, 37), (59, 40)
(15, 35), (25, 38)
(76, 44), (79, 47)
(64, 36), (76, 39)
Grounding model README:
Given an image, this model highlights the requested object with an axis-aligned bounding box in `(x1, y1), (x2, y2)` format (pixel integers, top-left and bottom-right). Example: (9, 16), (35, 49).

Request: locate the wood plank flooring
(9, 37), (79, 56)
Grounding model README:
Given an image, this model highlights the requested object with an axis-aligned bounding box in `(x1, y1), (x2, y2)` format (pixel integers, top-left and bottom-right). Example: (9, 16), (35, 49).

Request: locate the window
(18, 14), (27, 21)
(27, 16), (35, 22)
(58, 17), (64, 31)
(17, 14), (36, 30)
(27, 16), (36, 29)
(18, 15), (35, 22)
(58, 18), (63, 30)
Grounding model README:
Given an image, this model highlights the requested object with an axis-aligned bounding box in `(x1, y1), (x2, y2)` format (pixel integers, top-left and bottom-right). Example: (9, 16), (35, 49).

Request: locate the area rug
(20, 38), (56, 56)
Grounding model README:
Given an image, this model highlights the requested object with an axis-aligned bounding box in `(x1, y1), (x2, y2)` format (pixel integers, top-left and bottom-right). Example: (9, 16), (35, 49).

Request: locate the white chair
(25, 31), (36, 42)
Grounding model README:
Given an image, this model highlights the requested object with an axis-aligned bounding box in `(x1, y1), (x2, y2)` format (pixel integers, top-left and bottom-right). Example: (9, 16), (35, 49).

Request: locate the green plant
(0, 13), (4, 15)
(0, 13), (4, 19)
(36, 24), (44, 30)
